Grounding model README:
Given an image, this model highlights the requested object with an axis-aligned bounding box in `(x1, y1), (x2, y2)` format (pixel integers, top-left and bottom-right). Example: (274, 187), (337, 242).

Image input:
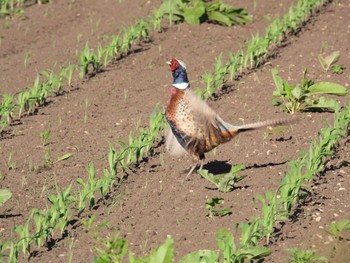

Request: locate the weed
(198, 164), (246, 192)
(331, 64), (345, 75)
(327, 219), (350, 240)
(271, 68), (347, 113)
(158, 0), (251, 26)
(205, 197), (231, 217)
(288, 247), (327, 263)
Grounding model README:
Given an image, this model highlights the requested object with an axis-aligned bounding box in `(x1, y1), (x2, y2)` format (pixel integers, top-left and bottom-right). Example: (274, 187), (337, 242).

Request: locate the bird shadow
(202, 160), (232, 175)
(202, 159), (288, 175)
(245, 160), (288, 170)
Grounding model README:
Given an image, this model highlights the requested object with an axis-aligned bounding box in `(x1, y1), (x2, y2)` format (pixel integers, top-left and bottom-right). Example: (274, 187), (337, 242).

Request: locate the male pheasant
(165, 58), (291, 178)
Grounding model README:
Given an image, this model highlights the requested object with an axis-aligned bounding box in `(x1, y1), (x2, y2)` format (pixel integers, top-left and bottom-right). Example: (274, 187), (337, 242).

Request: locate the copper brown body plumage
(165, 58), (292, 178)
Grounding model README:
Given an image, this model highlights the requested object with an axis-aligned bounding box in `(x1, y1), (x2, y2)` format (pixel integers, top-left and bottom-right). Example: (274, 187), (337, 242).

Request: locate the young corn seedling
(216, 227), (271, 263)
(76, 163), (99, 213)
(198, 164), (246, 193)
(205, 197), (231, 217)
(254, 191), (288, 244)
(15, 90), (30, 118)
(104, 35), (121, 65)
(62, 64), (77, 87)
(79, 42), (102, 78)
(0, 93), (15, 125)
(237, 217), (263, 249)
(271, 68), (347, 114)
(40, 69), (64, 96)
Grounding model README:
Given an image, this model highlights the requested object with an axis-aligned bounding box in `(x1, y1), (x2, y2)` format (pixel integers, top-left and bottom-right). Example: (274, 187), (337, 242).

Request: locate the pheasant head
(167, 58), (190, 90)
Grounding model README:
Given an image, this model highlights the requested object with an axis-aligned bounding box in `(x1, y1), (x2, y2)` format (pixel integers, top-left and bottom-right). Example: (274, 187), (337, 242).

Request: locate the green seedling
(40, 129), (51, 146)
(93, 234), (128, 263)
(16, 90), (30, 118)
(198, 165), (246, 192)
(216, 228), (271, 262)
(0, 188), (12, 206)
(330, 64), (345, 75)
(272, 68), (347, 113)
(0, 93), (15, 126)
(205, 197), (231, 217)
(79, 42), (102, 78)
(24, 50), (32, 67)
(254, 191), (288, 244)
(57, 153), (73, 162)
(288, 248), (327, 263)
(40, 129), (53, 167)
(327, 219), (350, 240)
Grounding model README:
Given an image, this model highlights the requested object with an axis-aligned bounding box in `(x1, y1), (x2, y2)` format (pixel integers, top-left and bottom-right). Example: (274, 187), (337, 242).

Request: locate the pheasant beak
(166, 60), (171, 66)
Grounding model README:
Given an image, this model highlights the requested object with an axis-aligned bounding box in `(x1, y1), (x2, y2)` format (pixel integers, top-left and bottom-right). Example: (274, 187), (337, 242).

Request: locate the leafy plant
(288, 247), (327, 263)
(216, 228), (271, 263)
(205, 197), (231, 217)
(198, 164), (246, 192)
(158, 0), (251, 26)
(93, 234), (128, 263)
(0, 188), (12, 206)
(327, 219), (350, 240)
(79, 42), (103, 78)
(272, 68), (347, 113)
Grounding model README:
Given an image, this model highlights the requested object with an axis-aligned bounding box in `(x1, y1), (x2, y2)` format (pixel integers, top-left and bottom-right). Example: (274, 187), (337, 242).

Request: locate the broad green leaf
(183, 4), (205, 25)
(291, 85), (303, 100)
(271, 68), (285, 95)
(243, 246), (271, 259)
(272, 99), (282, 106)
(229, 164), (246, 175)
(216, 228), (236, 259)
(305, 97), (338, 110)
(207, 10), (233, 26)
(57, 153), (73, 162)
(0, 189), (12, 206)
(179, 249), (219, 263)
(130, 236), (173, 263)
(308, 82), (347, 96)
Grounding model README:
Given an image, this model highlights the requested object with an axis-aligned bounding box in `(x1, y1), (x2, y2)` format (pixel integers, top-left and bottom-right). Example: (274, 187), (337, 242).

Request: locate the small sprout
(205, 197), (231, 217)
(327, 219), (350, 240)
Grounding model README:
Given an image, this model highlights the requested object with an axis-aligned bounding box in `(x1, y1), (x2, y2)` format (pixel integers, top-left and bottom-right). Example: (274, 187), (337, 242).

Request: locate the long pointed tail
(234, 118), (295, 132)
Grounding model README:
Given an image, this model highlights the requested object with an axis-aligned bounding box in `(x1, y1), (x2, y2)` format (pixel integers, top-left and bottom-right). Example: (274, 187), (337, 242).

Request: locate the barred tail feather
(234, 118), (295, 132)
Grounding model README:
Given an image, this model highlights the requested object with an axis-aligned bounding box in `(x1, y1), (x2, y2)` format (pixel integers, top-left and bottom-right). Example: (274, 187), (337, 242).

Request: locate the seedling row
(1, 0), (348, 262)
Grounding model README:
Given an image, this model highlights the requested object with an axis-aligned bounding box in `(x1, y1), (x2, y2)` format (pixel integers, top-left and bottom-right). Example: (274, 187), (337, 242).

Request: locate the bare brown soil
(0, 0), (349, 262)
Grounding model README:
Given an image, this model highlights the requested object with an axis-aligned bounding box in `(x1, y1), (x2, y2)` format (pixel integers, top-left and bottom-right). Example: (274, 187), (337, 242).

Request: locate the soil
(0, 0), (350, 262)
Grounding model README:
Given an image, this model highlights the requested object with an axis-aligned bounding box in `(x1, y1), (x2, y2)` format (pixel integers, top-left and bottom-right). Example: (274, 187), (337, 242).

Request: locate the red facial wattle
(169, 59), (179, 71)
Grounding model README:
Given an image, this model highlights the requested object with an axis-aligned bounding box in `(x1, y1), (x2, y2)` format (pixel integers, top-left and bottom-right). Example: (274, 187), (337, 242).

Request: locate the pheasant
(165, 58), (292, 178)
